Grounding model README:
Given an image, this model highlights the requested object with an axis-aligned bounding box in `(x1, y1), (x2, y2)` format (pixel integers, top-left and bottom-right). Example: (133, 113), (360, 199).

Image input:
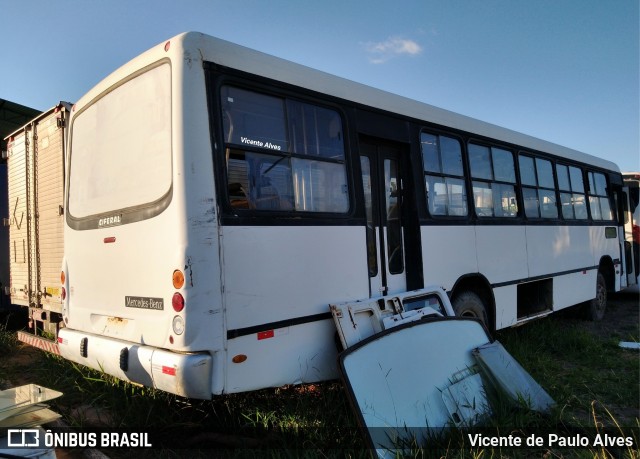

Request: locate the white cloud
(363, 37), (423, 64)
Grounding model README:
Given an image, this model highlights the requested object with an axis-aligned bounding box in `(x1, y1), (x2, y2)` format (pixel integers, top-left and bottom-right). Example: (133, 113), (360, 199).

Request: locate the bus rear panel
(59, 47), (226, 398)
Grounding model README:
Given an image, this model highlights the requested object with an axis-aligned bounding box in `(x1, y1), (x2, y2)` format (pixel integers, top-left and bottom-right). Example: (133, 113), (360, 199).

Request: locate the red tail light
(172, 293), (185, 312)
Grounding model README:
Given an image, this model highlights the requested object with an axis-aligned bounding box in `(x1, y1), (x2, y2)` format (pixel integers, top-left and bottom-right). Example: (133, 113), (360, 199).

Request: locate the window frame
(468, 142), (518, 219)
(556, 163), (588, 221)
(587, 170), (614, 221)
(219, 83), (351, 216)
(420, 131), (468, 219)
(518, 153), (559, 220)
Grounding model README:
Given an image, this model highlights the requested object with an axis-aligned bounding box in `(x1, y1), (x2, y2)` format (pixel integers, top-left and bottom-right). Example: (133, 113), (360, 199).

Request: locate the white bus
(58, 32), (635, 399)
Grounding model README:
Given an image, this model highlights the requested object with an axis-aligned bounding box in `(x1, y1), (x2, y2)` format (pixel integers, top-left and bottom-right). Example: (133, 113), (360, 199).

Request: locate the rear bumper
(17, 331), (61, 355)
(57, 328), (213, 399)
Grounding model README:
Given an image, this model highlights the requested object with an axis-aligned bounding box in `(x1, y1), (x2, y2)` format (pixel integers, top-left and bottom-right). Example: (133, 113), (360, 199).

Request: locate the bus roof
(76, 31), (621, 174)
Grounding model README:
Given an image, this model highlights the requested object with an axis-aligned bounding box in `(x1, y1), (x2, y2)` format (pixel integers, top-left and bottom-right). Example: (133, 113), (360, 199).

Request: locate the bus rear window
(68, 64), (172, 223)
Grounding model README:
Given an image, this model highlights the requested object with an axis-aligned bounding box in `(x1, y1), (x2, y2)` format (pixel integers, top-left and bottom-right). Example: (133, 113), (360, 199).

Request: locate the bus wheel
(586, 272), (607, 321)
(452, 291), (488, 328)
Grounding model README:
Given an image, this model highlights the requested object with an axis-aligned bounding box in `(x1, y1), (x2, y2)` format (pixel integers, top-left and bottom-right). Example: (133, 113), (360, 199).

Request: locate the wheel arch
(450, 273), (496, 332)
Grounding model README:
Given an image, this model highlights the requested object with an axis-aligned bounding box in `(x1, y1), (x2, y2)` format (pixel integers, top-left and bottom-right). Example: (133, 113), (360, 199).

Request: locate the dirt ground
(581, 290), (639, 342)
(567, 290), (640, 426)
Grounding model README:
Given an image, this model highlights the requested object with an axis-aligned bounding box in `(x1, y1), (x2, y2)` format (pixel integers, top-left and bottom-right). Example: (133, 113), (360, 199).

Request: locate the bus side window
(558, 164), (588, 220)
(221, 86), (288, 149)
(250, 153), (293, 211)
(588, 171), (613, 220)
(469, 144), (517, 218)
(519, 155), (558, 219)
(221, 85), (348, 214)
(227, 151), (293, 211)
(421, 133), (467, 217)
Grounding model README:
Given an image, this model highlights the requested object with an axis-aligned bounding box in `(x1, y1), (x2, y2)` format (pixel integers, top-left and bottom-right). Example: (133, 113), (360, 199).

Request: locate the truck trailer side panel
(5, 104), (69, 331)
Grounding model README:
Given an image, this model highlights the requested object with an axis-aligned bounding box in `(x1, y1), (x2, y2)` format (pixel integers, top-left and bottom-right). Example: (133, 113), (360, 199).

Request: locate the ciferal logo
(98, 215), (122, 227)
(8, 429), (40, 447)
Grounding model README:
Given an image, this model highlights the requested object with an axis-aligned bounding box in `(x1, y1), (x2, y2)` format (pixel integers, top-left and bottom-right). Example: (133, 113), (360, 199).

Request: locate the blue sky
(2, 0), (638, 171)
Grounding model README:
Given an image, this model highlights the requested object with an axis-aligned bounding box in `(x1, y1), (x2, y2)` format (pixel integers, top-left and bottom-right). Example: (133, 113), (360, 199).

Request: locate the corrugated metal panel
(6, 106), (67, 312)
(7, 131), (29, 306)
(36, 112), (65, 312)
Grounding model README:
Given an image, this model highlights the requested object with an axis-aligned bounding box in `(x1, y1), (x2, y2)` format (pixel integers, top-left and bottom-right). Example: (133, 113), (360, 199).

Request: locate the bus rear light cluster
(60, 271), (67, 300)
(171, 269), (185, 336)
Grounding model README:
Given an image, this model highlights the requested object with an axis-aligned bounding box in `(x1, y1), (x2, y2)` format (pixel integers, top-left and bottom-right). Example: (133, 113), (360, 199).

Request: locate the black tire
(586, 272), (607, 321)
(452, 291), (489, 328)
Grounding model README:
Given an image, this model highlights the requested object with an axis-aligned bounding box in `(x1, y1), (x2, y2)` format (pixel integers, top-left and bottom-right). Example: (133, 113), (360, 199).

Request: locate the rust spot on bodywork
(106, 317), (128, 326)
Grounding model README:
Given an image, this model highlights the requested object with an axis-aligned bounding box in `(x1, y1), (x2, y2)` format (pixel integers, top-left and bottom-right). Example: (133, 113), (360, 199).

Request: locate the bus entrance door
(360, 140), (407, 297)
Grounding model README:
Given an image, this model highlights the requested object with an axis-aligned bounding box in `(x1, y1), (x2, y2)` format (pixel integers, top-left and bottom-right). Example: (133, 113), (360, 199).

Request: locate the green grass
(496, 316), (639, 427)
(19, 352), (364, 457)
(1, 300), (639, 458)
(0, 325), (17, 354)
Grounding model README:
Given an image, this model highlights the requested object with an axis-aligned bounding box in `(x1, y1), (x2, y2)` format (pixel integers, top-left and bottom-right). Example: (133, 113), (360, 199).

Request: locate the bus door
(623, 182), (639, 287)
(359, 140), (408, 297)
